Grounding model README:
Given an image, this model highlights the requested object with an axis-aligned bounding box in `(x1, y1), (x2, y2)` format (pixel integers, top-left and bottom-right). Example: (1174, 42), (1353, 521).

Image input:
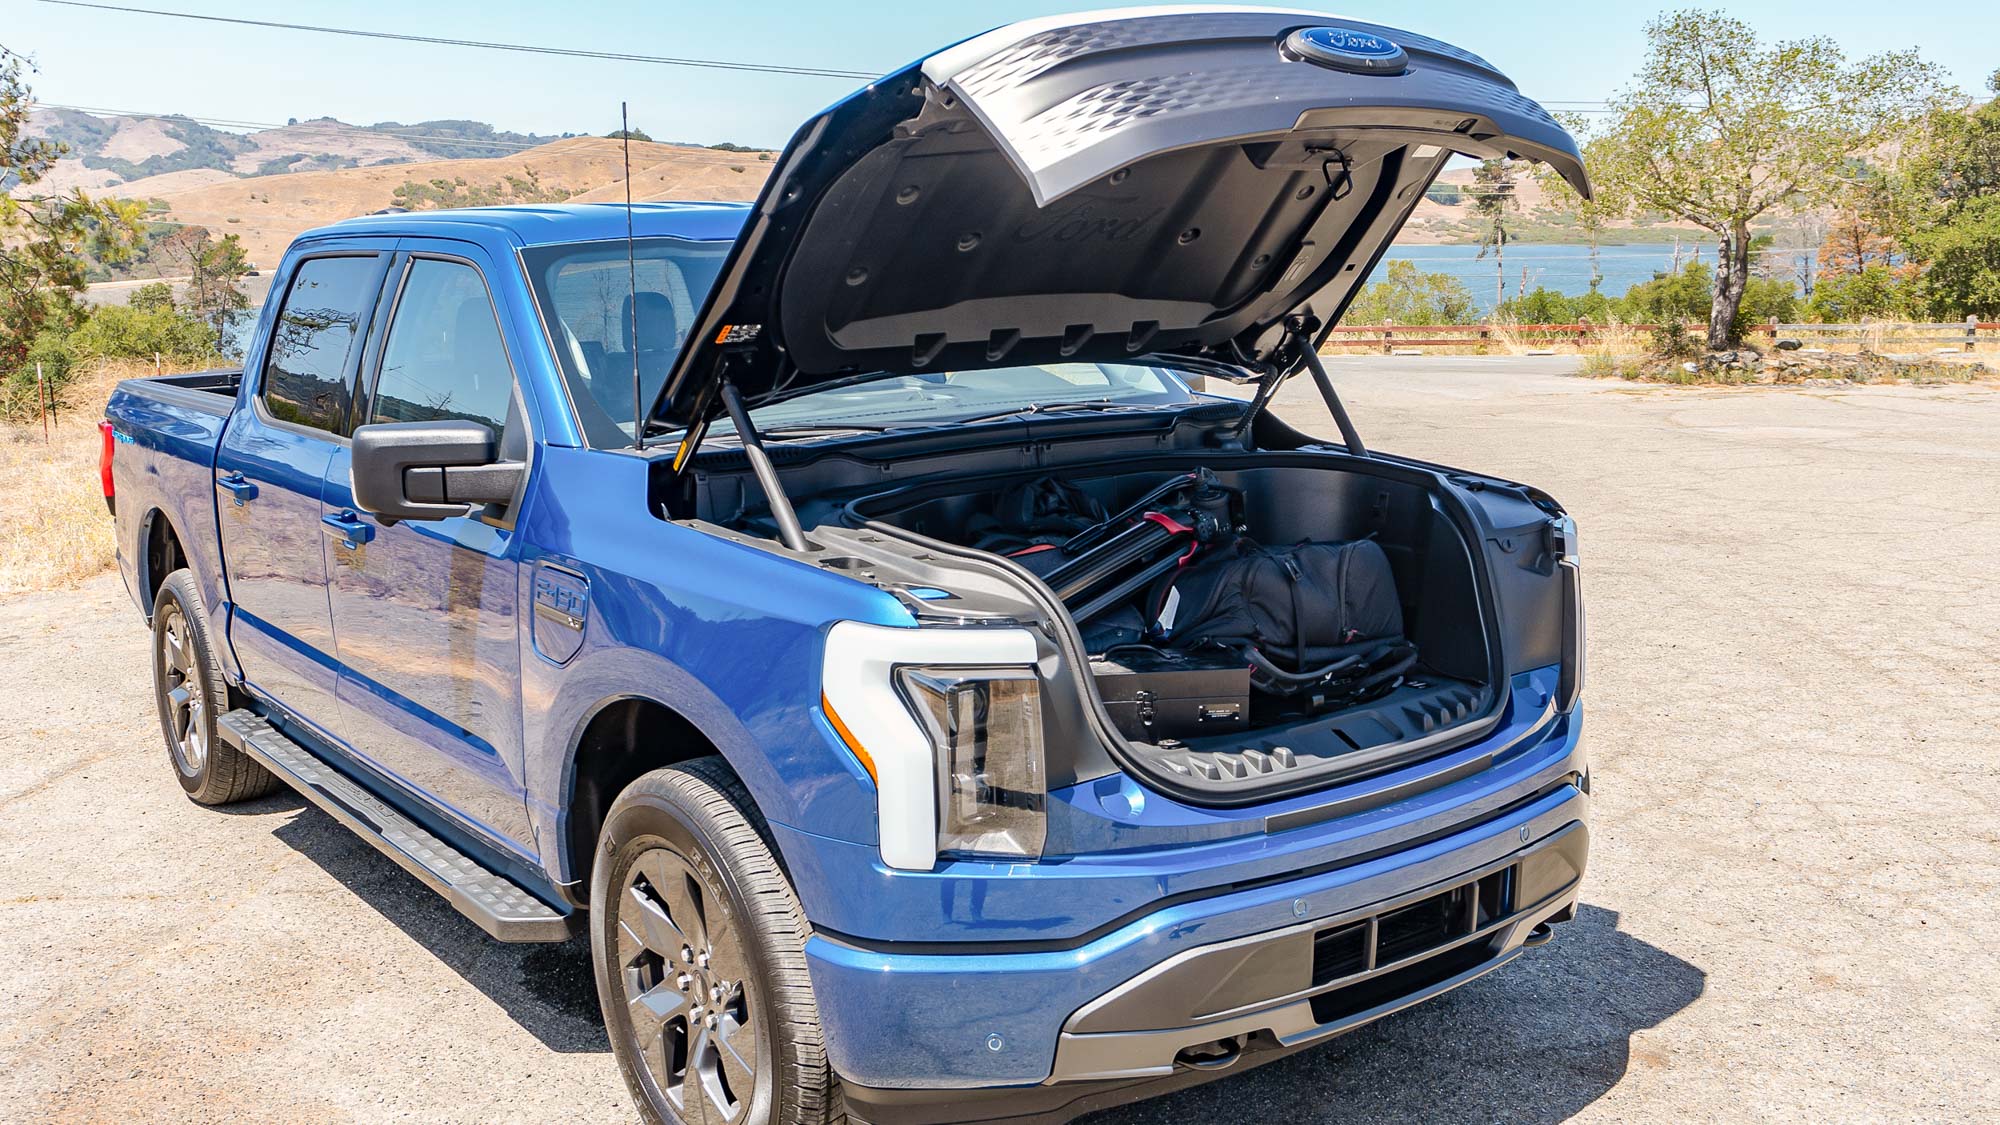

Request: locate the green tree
(1908, 195), (2000, 318)
(1346, 260), (1478, 325)
(1469, 159), (1516, 309)
(605, 128), (653, 142)
(1584, 10), (1951, 348)
(153, 226), (251, 345)
(1, 46), (144, 380)
(1534, 113), (1627, 292)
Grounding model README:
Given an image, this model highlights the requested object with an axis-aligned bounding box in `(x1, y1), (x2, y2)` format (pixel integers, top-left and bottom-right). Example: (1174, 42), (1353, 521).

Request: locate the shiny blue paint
(214, 398), (343, 718)
(322, 443), (538, 860)
(105, 202), (1589, 1096)
(773, 671), (1577, 944)
(511, 443), (915, 877)
(316, 235), (549, 859)
(805, 782), (1590, 1087)
(103, 384), (231, 622)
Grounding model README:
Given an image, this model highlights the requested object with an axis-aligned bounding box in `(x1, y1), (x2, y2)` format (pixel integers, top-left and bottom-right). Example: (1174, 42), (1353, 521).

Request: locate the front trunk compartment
(838, 451), (1506, 803)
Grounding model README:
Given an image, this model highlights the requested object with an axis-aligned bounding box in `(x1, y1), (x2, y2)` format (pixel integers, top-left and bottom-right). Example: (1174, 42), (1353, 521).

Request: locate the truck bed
(119, 368), (242, 416)
(103, 368), (245, 630)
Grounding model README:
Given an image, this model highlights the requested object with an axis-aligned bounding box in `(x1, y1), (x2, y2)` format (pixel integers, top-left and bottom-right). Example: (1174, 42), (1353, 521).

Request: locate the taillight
(98, 421), (117, 515)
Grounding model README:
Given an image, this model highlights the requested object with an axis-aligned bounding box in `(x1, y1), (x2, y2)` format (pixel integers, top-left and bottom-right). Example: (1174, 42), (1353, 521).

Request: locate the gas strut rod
(1291, 319), (1368, 458)
(718, 382), (809, 552)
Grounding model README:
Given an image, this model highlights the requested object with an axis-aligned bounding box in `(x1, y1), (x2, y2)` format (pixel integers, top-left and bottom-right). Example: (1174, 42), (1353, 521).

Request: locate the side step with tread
(218, 709), (577, 942)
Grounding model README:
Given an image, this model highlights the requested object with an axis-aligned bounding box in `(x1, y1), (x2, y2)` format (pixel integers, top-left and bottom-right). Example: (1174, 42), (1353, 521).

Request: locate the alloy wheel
(159, 604), (208, 776)
(616, 849), (759, 1123)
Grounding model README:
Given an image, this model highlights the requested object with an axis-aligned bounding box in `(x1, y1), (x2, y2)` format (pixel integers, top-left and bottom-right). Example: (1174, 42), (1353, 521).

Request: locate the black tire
(590, 758), (838, 1125)
(151, 569), (279, 805)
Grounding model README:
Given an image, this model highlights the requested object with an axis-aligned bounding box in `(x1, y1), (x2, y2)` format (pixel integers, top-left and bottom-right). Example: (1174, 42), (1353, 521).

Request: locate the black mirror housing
(352, 420), (522, 524)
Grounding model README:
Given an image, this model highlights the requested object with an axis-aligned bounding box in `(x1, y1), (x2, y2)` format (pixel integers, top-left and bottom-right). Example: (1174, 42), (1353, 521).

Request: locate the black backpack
(1158, 538), (1414, 699)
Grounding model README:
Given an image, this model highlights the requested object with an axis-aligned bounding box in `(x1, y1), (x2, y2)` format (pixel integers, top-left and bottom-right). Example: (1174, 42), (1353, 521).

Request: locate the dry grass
(0, 362), (156, 594)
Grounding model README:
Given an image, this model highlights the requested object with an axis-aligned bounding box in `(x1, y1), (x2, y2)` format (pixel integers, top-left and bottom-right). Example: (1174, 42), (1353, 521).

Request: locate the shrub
(0, 329), (80, 420)
(1648, 318), (1703, 363)
(1347, 260), (1479, 325)
(1616, 262), (1796, 340)
(1577, 350), (1621, 378)
(1804, 264), (1914, 321)
(68, 304), (218, 364)
(128, 282), (176, 314)
(1494, 286), (1614, 324)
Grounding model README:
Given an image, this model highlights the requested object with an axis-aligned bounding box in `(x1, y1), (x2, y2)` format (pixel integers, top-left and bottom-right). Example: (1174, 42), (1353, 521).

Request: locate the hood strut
(1292, 319), (1368, 458)
(719, 382), (809, 552)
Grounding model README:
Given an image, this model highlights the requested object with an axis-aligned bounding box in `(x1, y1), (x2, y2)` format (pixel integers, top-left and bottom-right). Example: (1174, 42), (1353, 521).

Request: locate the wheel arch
(139, 507), (188, 618)
(556, 692), (780, 908)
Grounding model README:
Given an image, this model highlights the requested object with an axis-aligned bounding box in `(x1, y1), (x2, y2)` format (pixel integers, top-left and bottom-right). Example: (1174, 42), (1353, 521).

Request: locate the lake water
(1378, 242), (1815, 314)
(214, 240), (1808, 353)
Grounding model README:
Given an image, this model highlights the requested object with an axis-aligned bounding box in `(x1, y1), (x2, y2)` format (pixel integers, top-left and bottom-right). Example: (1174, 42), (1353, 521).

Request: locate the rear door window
(369, 258), (515, 443)
(262, 254), (381, 433)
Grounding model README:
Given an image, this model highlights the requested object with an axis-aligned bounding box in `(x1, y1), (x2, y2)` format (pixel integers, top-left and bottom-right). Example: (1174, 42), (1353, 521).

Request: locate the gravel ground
(1, 358), (1994, 1123)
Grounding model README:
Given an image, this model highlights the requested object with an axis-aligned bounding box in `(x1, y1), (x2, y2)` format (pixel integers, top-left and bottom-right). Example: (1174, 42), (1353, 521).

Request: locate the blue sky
(7, 1), (1996, 146)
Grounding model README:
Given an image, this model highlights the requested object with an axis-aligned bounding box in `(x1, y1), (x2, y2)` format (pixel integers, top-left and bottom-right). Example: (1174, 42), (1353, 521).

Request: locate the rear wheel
(151, 569), (278, 805)
(590, 758), (838, 1125)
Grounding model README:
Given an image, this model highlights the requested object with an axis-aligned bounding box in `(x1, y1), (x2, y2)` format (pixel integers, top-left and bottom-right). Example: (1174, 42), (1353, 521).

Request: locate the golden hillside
(144, 137), (773, 266)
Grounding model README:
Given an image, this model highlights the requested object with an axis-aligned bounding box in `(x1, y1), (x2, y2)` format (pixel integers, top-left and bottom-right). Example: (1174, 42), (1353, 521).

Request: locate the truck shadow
(1077, 903), (1703, 1124)
(261, 793), (1703, 1105)
(265, 800), (608, 1053)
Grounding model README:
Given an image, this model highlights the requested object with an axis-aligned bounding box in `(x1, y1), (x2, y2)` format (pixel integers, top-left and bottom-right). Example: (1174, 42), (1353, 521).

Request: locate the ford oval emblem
(1284, 26), (1409, 75)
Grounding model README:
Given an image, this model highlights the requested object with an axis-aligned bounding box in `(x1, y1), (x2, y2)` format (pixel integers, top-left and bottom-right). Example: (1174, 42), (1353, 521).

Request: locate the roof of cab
(295, 201), (753, 248)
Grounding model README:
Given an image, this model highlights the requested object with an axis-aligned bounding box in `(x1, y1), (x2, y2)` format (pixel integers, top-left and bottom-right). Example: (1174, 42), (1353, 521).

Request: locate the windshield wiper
(947, 400), (1167, 427)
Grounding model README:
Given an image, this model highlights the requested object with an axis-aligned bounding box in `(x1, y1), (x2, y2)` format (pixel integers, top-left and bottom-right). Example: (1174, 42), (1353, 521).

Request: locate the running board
(218, 709), (578, 943)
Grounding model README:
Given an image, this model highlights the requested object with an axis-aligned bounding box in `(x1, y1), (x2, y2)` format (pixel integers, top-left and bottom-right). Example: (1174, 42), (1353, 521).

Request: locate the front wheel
(590, 758), (839, 1125)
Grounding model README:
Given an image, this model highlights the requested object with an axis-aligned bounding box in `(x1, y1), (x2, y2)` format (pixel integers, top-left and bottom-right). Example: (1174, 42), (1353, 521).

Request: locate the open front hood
(651, 7), (1587, 432)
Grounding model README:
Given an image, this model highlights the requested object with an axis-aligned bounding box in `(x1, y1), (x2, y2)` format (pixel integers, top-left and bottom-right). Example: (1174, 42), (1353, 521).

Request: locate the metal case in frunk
(1090, 646), (1253, 743)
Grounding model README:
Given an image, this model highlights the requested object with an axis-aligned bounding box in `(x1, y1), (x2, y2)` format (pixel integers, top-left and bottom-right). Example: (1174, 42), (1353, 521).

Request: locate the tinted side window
(370, 259), (514, 441)
(263, 255), (380, 433)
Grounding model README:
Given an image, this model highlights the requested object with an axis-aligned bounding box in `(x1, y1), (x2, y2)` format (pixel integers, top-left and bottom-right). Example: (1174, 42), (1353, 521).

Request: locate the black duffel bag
(964, 477), (1109, 575)
(1157, 538), (1415, 699)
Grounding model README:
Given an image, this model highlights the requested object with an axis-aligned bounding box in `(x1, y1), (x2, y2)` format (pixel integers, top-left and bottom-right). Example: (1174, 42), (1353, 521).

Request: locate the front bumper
(806, 776), (1588, 1115)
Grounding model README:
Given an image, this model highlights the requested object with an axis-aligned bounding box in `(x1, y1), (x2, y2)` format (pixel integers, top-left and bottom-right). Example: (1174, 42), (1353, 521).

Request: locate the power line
(30, 0), (881, 80)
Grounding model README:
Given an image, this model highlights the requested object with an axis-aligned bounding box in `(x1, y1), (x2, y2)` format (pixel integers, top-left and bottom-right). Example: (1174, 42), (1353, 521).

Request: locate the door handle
(320, 510), (376, 550)
(218, 472), (258, 506)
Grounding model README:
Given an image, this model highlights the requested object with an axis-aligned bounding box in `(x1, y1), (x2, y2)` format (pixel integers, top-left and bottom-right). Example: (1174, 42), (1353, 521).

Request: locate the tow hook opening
(1174, 1034), (1247, 1072)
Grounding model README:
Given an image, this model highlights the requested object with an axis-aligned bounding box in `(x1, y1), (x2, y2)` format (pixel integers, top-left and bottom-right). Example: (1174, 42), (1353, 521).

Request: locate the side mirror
(351, 420), (523, 525)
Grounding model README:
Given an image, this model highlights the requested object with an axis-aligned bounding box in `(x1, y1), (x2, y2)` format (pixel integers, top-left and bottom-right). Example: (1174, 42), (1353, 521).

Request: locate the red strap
(1007, 543), (1059, 557)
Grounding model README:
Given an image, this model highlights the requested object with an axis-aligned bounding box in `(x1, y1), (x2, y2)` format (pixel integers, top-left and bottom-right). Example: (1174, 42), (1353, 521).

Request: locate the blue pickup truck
(103, 10), (1589, 1124)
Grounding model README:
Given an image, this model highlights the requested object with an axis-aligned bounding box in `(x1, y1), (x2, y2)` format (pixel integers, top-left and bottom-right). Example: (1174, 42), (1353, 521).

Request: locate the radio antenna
(621, 100), (642, 451)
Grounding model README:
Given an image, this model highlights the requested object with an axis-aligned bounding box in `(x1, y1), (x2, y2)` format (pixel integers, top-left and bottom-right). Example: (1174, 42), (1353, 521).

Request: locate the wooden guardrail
(1326, 317), (2000, 352)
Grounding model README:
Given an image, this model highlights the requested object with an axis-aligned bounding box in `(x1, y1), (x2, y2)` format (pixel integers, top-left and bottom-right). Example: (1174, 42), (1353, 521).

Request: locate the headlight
(1549, 515), (1583, 712)
(900, 668), (1045, 860)
(820, 621), (1043, 870)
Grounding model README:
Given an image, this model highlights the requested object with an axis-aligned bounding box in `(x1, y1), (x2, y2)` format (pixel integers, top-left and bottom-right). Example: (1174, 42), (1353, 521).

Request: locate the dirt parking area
(1, 358), (1995, 1123)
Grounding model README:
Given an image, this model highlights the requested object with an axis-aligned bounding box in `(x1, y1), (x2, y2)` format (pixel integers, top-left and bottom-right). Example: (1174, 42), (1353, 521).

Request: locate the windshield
(524, 238), (1198, 446)
(716, 363), (1194, 438)
(523, 236), (732, 447)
